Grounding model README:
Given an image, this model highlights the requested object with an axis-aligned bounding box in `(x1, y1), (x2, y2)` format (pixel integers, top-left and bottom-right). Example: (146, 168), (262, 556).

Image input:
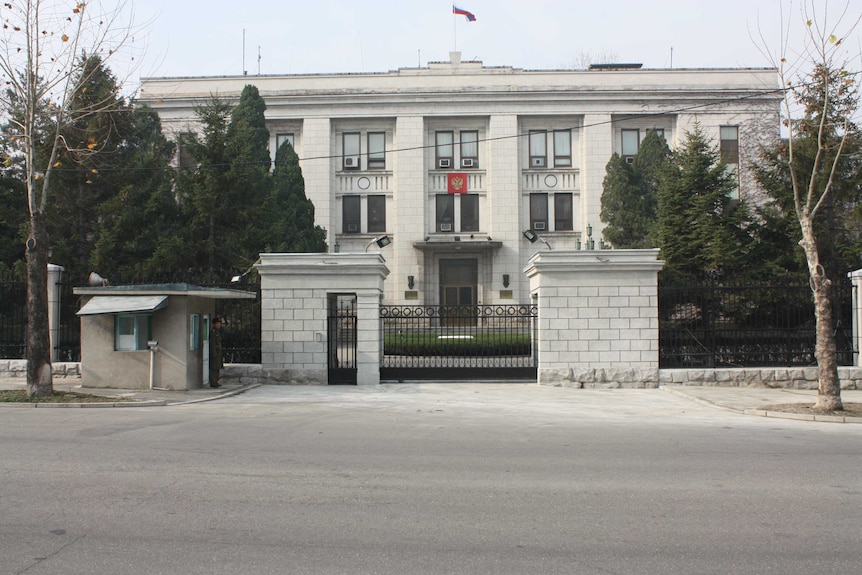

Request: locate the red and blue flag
(453, 5), (476, 21)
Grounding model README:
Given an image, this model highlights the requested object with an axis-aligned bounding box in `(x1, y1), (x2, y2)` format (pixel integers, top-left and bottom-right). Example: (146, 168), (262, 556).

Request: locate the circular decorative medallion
(544, 174), (558, 188)
(357, 176), (371, 190)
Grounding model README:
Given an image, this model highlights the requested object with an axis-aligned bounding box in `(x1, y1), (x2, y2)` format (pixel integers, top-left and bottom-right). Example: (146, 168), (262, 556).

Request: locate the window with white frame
(367, 132), (385, 170)
(115, 314), (151, 351)
(343, 132), (361, 170)
(529, 130), (547, 168)
(720, 126), (740, 200)
(436, 131), (455, 169)
(460, 131), (478, 169)
(553, 130), (572, 167)
(621, 129), (640, 163)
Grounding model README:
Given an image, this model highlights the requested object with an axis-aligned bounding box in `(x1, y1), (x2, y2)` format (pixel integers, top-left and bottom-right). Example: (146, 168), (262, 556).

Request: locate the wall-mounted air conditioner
(438, 158), (452, 169)
(625, 156), (635, 164)
(440, 223), (453, 232)
(531, 157), (546, 168)
(461, 158), (475, 168)
(344, 156), (360, 169)
(533, 222), (546, 230)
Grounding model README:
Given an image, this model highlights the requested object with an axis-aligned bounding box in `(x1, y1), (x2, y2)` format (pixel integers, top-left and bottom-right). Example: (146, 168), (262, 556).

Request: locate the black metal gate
(380, 304), (538, 381)
(328, 294), (358, 385)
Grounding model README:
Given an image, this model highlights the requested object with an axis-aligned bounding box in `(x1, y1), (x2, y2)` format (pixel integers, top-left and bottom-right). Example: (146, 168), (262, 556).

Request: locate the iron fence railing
(659, 282), (855, 368)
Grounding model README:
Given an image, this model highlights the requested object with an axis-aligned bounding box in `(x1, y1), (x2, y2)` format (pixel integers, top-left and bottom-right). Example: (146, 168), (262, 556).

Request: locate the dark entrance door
(327, 294), (357, 385)
(439, 259), (477, 327)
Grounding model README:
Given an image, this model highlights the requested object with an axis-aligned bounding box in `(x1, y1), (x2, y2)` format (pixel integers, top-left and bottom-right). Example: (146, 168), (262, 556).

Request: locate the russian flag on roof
(453, 5), (476, 21)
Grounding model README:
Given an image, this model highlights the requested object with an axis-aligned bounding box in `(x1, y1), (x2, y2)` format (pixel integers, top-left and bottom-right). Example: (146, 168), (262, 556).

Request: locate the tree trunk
(800, 218), (843, 413)
(26, 210), (53, 398)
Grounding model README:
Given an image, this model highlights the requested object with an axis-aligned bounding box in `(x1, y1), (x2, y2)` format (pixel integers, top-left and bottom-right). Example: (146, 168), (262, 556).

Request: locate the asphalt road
(2, 384), (861, 575)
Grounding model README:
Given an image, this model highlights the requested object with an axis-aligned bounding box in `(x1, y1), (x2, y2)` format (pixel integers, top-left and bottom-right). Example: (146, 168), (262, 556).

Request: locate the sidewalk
(1, 377), (860, 422)
(0, 378), (259, 407)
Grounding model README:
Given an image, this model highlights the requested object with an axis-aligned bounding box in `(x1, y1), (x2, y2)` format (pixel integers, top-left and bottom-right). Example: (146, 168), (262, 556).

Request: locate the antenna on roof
(258, 45), (261, 75)
(242, 29), (247, 76)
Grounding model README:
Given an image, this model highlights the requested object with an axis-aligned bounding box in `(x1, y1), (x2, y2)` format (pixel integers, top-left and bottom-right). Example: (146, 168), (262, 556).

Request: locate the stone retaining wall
(2, 360), (861, 391)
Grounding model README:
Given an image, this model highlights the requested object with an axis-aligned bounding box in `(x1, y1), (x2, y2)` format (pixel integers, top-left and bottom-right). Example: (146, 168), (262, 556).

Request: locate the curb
(166, 383), (261, 405)
(0, 383), (261, 408)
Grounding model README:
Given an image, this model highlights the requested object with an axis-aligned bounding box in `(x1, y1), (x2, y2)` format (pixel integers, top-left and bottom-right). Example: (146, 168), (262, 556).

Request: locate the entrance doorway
(439, 259), (477, 327)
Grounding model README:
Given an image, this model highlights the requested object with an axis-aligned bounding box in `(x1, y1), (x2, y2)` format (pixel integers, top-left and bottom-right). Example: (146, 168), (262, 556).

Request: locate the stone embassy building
(138, 53), (781, 309)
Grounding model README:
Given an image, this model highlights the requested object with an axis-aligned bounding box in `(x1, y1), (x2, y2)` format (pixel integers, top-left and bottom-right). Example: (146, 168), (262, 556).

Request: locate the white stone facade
(139, 55), (781, 308)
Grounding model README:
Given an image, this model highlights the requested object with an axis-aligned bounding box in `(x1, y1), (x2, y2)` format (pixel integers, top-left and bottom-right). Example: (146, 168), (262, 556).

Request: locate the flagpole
(453, 8), (457, 52)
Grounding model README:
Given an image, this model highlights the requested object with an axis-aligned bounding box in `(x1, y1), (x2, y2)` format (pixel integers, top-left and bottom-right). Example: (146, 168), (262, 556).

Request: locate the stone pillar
(524, 249), (664, 387)
(850, 268), (862, 367)
(256, 253), (389, 385)
(47, 264), (64, 362)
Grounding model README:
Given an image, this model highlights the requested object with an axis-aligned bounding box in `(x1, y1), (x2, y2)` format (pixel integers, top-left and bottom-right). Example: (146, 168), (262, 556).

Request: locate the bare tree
(759, 1), (861, 412)
(0, 1), (136, 397)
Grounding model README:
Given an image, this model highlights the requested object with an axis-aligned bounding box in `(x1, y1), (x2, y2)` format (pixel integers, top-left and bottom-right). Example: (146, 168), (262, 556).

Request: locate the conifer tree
(269, 140), (327, 252)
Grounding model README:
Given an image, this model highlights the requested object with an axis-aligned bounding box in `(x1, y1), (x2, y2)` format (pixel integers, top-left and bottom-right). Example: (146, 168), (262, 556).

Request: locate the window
(621, 129), (640, 162)
(554, 193), (573, 231)
(529, 130), (547, 168)
(276, 133), (294, 152)
(115, 314), (151, 351)
(530, 193), (548, 230)
(343, 132), (361, 170)
(720, 126), (740, 200)
(460, 194), (479, 231)
(436, 131), (454, 169)
(460, 131), (478, 168)
(436, 194), (455, 232)
(343, 195), (361, 233)
(553, 130), (572, 167)
(367, 132), (385, 170)
(190, 314), (201, 351)
(367, 195), (386, 233)
(649, 128), (665, 140)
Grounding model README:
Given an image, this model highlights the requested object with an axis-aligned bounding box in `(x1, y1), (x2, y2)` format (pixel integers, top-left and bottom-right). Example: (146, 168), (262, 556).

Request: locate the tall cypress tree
(655, 124), (753, 285)
(269, 140), (327, 252)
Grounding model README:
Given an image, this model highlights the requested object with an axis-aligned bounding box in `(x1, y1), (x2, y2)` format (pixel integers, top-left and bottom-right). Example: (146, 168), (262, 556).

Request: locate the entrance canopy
(77, 295), (169, 316)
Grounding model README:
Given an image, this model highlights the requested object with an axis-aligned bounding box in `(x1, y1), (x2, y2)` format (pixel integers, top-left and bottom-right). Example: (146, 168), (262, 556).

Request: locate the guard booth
(74, 284), (256, 390)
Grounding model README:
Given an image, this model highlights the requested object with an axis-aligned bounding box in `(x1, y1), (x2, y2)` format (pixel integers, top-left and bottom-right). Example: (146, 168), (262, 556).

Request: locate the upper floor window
(343, 195), (361, 233)
(367, 132), (386, 170)
(342, 132), (361, 170)
(435, 193), (480, 233)
(436, 194), (455, 232)
(342, 194), (386, 234)
(553, 130), (572, 167)
(529, 130), (547, 168)
(436, 131), (455, 169)
(276, 133), (295, 152)
(530, 193), (573, 232)
(621, 129), (640, 163)
(720, 126), (740, 200)
(460, 131), (478, 169)
(367, 195), (386, 233)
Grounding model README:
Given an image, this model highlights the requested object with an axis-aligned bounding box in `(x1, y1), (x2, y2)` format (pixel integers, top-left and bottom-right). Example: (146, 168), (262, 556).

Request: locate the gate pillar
(256, 253), (389, 385)
(850, 268), (862, 367)
(524, 250), (664, 387)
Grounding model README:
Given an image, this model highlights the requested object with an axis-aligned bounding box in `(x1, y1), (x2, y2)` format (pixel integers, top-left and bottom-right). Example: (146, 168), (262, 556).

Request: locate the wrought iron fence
(659, 282), (855, 368)
(0, 274), (26, 359)
(213, 282), (261, 363)
(380, 304), (538, 380)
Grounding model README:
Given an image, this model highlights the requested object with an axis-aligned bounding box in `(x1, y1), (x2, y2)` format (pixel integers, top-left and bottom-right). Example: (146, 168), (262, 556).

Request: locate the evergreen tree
(47, 54), (132, 283)
(600, 129), (669, 248)
(90, 107), (178, 282)
(655, 124), (754, 285)
(269, 140), (327, 252)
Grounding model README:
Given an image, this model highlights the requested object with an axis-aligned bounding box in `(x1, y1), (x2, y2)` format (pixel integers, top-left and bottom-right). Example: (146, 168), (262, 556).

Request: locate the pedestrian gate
(380, 304), (538, 381)
(327, 294), (357, 384)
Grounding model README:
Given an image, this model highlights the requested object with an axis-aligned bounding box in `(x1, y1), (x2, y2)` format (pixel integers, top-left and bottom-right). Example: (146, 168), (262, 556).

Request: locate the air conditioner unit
(461, 158), (475, 168)
(346, 223), (359, 233)
(533, 222), (546, 230)
(344, 156), (360, 169)
(625, 156), (635, 164)
(531, 157), (546, 168)
(440, 223), (453, 232)
(438, 158), (452, 169)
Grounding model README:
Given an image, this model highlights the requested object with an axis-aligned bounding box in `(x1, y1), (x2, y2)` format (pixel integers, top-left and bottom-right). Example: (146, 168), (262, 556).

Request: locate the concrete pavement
(1, 376), (860, 422)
